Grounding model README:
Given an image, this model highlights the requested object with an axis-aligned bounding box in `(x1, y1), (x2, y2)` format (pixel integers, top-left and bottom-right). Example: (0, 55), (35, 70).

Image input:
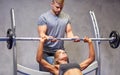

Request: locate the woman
(36, 36), (95, 75)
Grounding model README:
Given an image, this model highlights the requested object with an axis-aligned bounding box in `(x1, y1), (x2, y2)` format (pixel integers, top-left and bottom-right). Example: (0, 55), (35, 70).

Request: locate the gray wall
(0, 0), (120, 75)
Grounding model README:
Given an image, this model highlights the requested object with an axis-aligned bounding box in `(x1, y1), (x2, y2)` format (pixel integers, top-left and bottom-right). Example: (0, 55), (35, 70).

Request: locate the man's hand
(72, 36), (80, 42)
(48, 36), (57, 42)
(41, 35), (57, 42)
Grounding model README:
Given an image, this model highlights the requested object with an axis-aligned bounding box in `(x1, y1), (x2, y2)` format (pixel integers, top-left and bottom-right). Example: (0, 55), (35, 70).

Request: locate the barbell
(0, 28), (119, 49)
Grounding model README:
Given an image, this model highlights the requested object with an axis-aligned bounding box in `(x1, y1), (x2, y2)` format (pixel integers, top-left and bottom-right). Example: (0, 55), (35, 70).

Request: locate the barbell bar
(0, 28), (119, 49)
(0, 36), (115, 41)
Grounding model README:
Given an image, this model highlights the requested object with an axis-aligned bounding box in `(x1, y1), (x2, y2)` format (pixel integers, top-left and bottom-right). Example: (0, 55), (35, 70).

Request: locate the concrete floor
(0, 0), (120, 75)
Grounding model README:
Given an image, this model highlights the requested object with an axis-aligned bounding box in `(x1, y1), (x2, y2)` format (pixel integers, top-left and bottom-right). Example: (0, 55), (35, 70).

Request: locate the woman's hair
(53, 49), (69, 65)
(54, 50), (61, 65)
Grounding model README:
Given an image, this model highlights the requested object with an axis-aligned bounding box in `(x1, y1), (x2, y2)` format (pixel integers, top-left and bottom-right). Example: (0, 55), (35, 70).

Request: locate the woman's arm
(79, 36), (95, 71)
(36, 37), (58, 74)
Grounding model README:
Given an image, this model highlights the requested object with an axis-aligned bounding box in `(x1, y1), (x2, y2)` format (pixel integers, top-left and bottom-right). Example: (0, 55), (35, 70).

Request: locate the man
(37, 0), (79, 71)
(36, 36), (95, 75)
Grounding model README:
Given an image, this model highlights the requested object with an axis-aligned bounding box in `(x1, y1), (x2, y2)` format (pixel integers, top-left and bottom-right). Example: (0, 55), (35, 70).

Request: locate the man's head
(51, 0), (64, 16)
(54, 49), (68, 65)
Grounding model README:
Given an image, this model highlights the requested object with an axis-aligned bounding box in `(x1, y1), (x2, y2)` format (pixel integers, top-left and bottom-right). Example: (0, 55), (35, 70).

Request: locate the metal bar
(90, 10), (101, 75)
(11, 8), (17, 75)
(15, 37), (114, 41)
(0, 37), (115, 41)
(11, 8), (16, 33)
(0, 37), (9, 41)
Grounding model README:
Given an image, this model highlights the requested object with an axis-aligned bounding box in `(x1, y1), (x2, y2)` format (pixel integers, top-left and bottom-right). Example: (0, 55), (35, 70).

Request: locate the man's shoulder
(61, 12), (69, 16)
(60, 12), (70, 19)
(40, 11), (51, 17)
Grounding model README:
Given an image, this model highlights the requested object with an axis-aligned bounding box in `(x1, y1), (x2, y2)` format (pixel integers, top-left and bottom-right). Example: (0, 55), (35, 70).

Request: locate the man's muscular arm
(66, 23), (80, 42)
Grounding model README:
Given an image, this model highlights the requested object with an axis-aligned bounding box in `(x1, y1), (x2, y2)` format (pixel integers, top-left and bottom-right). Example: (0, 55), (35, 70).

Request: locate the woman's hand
(83, 36), (92, 43)
(40, 36), (47, 43)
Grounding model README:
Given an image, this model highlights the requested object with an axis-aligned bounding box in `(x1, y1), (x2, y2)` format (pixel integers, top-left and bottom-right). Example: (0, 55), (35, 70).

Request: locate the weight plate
(7, 29), (13, 49)
(109, 31), (120, 48)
